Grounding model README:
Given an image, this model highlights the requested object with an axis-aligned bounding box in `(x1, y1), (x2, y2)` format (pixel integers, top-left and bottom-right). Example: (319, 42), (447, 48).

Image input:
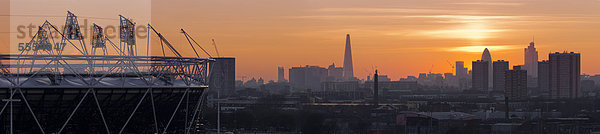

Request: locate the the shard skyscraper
(343, 34), (354, 80)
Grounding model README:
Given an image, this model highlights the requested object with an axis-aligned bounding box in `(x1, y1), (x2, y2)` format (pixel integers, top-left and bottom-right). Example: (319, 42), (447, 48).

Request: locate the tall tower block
(524, 40), (538, 77)
(343, 34), (354, 80)
(481, 48), (493, 89)
(278, 67), (285, 82)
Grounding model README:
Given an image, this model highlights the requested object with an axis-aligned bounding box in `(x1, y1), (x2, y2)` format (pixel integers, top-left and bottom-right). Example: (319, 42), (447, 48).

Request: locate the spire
(530, 36), (535, 46)
(343, 34), (354, 80)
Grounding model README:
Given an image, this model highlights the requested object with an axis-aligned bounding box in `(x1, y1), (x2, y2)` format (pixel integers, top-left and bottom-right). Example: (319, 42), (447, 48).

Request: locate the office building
(493, 60), (509, 92)
(481, 48), (493, 89)
(327, 63), (344, 81)
(505, 66), (528, 100)
(278, 66), (286, 82)
(538, 60), (550, 97)
(472, 60), (489, 91)
(209, 57), (236, 96)
(456, 61), (469, 90)
(524, 41), (538, 77)
(548, 52), (581, 99)
(456, 61), (467, 78)
(289, 65), (328, 91)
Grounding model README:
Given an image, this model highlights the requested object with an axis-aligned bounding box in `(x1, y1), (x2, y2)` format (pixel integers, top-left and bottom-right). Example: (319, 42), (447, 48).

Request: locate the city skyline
(271, 38), (586, 82)
(160, 0), (598, 81)
(1, 1), (599, 133)
(152, 0), (600, 81)
(3, 0), (600, 82)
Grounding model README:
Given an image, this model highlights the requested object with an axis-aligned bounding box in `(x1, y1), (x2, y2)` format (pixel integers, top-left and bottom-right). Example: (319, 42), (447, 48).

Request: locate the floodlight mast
(91, 24), (107, 56)
(119, 15), (137, 56)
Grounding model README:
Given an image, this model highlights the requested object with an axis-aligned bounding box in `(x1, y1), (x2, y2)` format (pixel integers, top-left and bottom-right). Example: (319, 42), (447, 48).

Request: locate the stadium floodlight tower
(91, 24), (107, 56)
(62, 11), (88, 55)
(0, 11), (214, 134)
(119, 15), (136, 56)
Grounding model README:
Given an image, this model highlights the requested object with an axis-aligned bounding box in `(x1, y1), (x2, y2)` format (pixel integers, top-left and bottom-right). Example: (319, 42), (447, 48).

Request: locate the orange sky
(3, 0), (600, 81)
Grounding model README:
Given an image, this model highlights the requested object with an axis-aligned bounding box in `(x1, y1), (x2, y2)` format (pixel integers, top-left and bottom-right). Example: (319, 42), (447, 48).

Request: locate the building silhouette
(209, 57), (236, 96)
(258, 77), (264, 85)
(456, 61), (469, 90)
(343, 34), (355, 80)
(418, 73), (427, 80)
(505, 66), (528, 100)
(538, 60), (550, 97)
(524, 41), (538, 77)
(327, 63), (344, 81)
(289, 65), (328, 91)
(472, 60), (489, 91)
(548, 52), (581, 99)
(493, 60), (509, 92)
(278, 66), (286, 82)
(481, 48), (493, 89)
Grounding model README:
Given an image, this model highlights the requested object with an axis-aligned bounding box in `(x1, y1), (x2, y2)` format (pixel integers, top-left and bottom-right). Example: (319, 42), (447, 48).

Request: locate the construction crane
(211, 39), (220, 57)
(428, 64), (434, 74)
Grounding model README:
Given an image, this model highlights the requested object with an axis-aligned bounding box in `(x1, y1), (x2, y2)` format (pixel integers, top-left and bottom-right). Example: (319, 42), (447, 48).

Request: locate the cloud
(451, 2), (523, 6)
(422, 28), (507, 40)
(405, 15), (520, 40)
(314, 8), (455, 14)
(405, 15), (520, 20)
(446, 45), (518, 53)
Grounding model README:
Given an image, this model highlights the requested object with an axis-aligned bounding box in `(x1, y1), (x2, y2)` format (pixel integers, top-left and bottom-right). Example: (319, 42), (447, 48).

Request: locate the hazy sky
(151, 0), (600, 81)
(3, 0), (600, 81)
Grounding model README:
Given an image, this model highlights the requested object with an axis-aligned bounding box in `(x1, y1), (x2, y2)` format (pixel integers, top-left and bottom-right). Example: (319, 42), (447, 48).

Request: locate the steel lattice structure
(0, 11), (214, 133)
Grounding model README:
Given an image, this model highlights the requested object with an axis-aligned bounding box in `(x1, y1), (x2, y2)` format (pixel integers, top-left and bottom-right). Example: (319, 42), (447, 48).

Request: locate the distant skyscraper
(209, 57), (236, 96)
(548, 52), (581, 99)
(493, 60), (509, 92)
(289, 67), (306, 90)
(373, 70), (379, 106)
(538, 60), (550, 97)
(505, 66), (528, 100)
(481, 48), (493, 89)
(456, 61), (468, 90)
(343, 34), (354, 80)
(472, 60), (489, 91)
(278, 67), (285, 82)
(524, 40), (538, 77)
(456, 61), (466, 78)
(289, 65), (328, 91)
(327, 63), (344, 81)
